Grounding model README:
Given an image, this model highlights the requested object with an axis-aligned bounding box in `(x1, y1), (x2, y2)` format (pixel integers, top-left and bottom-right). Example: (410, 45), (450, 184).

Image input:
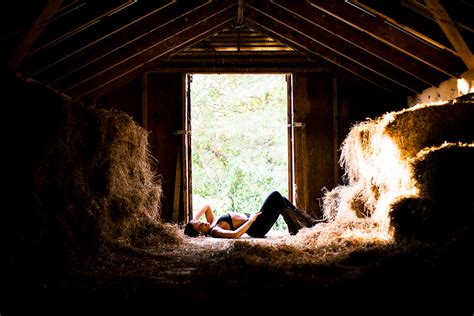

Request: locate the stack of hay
(4, 74), (179, 279)
(322, 93), (474, 242)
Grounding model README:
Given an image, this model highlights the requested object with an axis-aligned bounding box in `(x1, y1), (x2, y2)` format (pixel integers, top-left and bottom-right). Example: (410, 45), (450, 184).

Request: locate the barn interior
(1, 0), (473, 314)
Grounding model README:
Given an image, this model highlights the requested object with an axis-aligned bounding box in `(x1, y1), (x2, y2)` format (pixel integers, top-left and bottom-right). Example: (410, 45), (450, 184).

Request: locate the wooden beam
(351, 0), (457, 55)
(7, 0), (63, 73)
(172, 149), (182, 223)
(247, 2), (423, 93)
(69, 12), (235, 98)
(271, 0), (448, 87)
(425, 0), (474, 70)
(36, 0), (210, 84)
(23, 0), (175, 76)
(54, 2), (235, 92)
(29, 1), (134, 55)
(306, 0), (465, 77)
(237, 0), (245, 25)
(244, 10), (409, 94)
(141, 72), (148, 130)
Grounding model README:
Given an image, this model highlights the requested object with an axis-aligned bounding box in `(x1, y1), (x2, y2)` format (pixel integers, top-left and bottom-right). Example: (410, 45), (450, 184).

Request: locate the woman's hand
(248, 211), (262, 223)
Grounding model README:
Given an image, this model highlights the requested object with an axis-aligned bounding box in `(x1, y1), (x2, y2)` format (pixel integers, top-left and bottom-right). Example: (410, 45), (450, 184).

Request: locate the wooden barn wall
(142, 72), (185, 222)
(293, 72), (337, 218)
(95, 78), (143, 124)
(339, 75), (406, 126)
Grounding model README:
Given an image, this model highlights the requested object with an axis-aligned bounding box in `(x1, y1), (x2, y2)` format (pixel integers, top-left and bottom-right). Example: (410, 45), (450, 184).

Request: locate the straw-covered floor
(2, 74), (473, 314)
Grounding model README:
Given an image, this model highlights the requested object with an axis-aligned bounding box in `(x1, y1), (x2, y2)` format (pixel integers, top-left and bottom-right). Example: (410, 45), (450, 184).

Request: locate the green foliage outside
(191, 74), (288, 230)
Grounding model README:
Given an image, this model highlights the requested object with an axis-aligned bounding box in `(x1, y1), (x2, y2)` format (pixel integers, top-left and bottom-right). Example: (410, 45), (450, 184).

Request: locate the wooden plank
(292, 72), (336, 218)
(286, 74), (295, 203)
(172, 149), (182, 223)
(184, 73), (192, 222)
(67, 9), (235, 98)
(247, 0), (428, 93)
(141, 72), (148, 130)
(144, 72), (183, 222)
(7, 0), (63, 73)
(332, 73), (339, 184)
(30, 0), (132, 55)
(22, 0), (175, 76)
(270, 0), (448, 87)
(425, 0), (474, 70)
(94, 78), (141, 118)
(352, 0), (457, 55)
(306, 0), (465, 77)
(245, 6), (412, 95)
(237, 0), (244, 25)
(36, 0), (211, 84)
(57, 2), (235, 92)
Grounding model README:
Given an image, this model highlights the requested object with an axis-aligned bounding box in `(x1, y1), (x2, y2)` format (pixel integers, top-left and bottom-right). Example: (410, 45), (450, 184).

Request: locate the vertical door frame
(291, 71), (338, 217)
(286, 73), (295, 204)
(184, 73), (193, 222)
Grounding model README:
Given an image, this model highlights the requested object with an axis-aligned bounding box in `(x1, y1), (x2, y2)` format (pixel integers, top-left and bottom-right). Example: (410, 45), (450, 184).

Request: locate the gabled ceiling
(1, 0), (473, 100)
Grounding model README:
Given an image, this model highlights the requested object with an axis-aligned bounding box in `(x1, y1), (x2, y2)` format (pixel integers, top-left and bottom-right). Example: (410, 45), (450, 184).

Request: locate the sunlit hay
(321, 184), (369, 221)
(320, 185), (394, 242)
(389, 142), (474, 242)
(321, 95), (473, 244)
(338, 114), (416, 232)
(320, 186), (344, 221)
(295, 218), (392, 251)
(212, 220), (393, 271)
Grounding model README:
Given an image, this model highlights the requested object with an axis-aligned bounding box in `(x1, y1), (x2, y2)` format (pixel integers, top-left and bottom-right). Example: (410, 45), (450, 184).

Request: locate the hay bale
(389, 196), (438, 241)
(337, 112), (416, 227)
(390, 142), (474, 241)
(321, 184), (370, 221)
(412, 142), (474, 208)
(5, 75), (180, 277)
(321, 93), (474, 243)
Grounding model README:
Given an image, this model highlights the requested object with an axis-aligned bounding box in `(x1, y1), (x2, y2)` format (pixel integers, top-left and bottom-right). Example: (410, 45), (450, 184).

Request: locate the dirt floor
(4, 228), (471, 315)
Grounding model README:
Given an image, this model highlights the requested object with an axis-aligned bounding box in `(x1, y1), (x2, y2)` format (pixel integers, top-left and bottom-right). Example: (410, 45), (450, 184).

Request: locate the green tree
(191, 74), (288, 230)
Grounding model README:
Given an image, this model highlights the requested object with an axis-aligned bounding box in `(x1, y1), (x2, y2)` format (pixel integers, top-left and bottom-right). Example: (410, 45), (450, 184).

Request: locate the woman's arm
(193, 204), (215, 224)
(210, 212), (262, 239)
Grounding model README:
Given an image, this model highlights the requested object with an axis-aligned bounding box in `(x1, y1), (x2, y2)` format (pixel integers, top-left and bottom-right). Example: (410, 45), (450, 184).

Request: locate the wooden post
(425, 0), (474, 70)
(172, 148), (182, 223)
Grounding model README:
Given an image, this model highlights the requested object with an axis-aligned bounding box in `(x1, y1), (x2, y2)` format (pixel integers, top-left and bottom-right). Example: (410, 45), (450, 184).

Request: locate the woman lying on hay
(184, 191), (325, 238)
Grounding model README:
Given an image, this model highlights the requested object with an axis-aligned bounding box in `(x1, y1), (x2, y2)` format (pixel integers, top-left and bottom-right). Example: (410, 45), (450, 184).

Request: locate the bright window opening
(190, 73), (288, 230)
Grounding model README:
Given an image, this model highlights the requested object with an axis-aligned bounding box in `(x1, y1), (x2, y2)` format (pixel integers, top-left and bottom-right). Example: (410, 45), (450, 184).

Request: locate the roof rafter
(247, 0), (422, 92)
(36, 0), (213, 85)
(70, 7), (236, 98)
(425, 0), (474, 69)
(305, 0), (466, 77)
(270, 0), (448, 86)
(22, 0), (176, 76)
(244, 6), (409, 94)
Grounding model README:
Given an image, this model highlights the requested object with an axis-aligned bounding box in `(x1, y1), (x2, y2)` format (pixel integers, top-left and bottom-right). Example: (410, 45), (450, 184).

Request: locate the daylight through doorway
(190, 74), (288, 230)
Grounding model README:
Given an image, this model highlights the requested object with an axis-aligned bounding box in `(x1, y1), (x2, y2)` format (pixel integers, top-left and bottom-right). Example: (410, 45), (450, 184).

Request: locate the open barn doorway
(186, 73), (291, 231)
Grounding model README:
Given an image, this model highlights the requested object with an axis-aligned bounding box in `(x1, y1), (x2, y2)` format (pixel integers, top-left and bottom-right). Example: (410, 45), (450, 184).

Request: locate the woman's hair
(184, 221), (200, 237)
